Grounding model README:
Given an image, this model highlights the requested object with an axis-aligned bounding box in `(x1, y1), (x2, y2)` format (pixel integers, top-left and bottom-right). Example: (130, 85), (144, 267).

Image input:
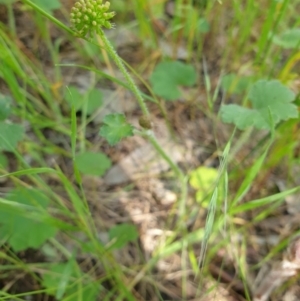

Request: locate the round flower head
(70, 0), (115, 37)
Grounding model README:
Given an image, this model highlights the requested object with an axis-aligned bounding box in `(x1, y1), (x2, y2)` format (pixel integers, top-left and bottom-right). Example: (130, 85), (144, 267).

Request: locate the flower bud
(70, 0), (116, 37)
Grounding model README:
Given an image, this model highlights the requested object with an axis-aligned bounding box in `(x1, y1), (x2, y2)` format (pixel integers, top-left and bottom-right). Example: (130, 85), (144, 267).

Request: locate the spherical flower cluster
(70, 0), (115, 37)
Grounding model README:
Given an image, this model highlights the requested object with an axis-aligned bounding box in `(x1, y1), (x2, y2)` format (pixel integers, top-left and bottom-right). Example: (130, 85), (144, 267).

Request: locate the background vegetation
(0, 0), (300, 300)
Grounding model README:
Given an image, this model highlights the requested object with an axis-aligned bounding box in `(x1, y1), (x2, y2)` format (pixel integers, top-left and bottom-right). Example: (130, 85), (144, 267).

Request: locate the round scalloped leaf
(273, 28), (300, 49)
(75, 152), (111, 176)
(99, 113), (134, 145)
(150, 61), (197, 101)
(220, 80), (298, 130)
(0, 122), (24, 151)
(0, 188), (57, 251)
(0, 94), (12, 121)
(108, 223), (138, 250)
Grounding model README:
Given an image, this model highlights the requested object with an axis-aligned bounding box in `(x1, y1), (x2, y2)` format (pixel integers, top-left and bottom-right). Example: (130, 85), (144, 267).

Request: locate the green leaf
(0, 122), (24, 151)
(273, 28), (300, 49)
(0, 94), (12, 121)
(31, 0), (61, 13)
(86, 89), (103, 114)
(221, 105), (260, 130)
(0, 188), (57, 251)
(42, 261), (98, 301)
(150, 61), (197, 100)
(197, 18), (210, 33)
(231, 186), (300, 215)
(108, 223), (138, 250)
(189, 166), (224, 207)
(190, 167), (218, 190)
(99, 114), (134, 145)
(220, 80), (298, 130)
(75, 152), (111, 176)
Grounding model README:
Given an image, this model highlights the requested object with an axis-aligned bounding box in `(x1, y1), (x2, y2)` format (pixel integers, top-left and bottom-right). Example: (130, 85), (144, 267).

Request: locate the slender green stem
(97, 29), (149, 117)
(49, 238), (72, 259)
(98, 28), (187, 217)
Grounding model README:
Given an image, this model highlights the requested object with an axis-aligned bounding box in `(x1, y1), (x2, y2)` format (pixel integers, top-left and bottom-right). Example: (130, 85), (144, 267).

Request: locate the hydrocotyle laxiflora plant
(69, 0), (151, 118)
(70, 0), (187, 216)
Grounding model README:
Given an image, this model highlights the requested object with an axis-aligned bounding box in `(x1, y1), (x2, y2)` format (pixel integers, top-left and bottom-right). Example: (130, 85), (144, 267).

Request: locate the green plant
(0, 0), (189, 299)
(1, 0), (300, 300)
(189, 166), (224, 208)
(41, 258), (99, 300)
(108, 223), (139, 250)
(0, 188), (58, 251)
(67, 0), (187, 215)
(99, 113), (134, 145)
(65, 86), (103, 113)
(273, 28), (300, 49)
(150, 61), (197, 101)
(220, 79), (298, 130)
(0, 94), (24, 152)
(75, 151), (111, 176)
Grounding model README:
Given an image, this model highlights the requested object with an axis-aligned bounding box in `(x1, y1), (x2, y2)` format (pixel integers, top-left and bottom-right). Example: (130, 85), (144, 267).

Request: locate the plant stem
(21, 0), (187, 216)
(98, 28), (187, 216)
(97, 29), (149, 117)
